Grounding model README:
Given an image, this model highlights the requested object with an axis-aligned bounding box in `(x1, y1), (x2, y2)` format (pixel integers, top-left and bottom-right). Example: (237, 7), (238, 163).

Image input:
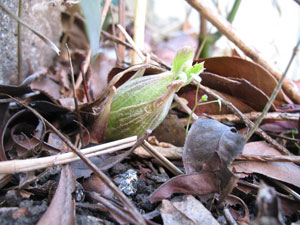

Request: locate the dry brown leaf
(83, 173), (114, 199)
(149, 172), (219, 203)
(232, 141), (300, 188)
(179, 85), (255, 114)
(30, 76), (62, 103)
(37, 165), (76, 225)
(152, 114), (186, 147)
(196, 57), (292, 106)
(48, 133), (70, 153)
(201, 71), (276, 111)
(243, 141), (282, 155)
(160, 195), (219, 225)
(89, 53), (116, 100)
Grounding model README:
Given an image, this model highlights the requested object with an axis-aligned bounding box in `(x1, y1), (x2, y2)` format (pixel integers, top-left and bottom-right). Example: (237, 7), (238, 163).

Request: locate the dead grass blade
(0, 136), (137, 173)
(0, 3), (60, 55)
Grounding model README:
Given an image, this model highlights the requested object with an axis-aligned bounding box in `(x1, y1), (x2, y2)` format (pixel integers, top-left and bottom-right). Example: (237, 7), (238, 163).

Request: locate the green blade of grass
(80, 0), (102, 60)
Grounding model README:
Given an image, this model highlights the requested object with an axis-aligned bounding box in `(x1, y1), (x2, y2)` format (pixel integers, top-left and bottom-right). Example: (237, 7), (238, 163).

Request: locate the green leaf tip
(171, 46), (194, 74)
(184, 61), (204, 85)
(172, 46), (204, 86)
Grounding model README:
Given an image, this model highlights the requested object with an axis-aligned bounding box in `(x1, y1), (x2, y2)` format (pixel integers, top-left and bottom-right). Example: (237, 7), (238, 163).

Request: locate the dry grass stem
(66, 44), (84, 144)
(100, 0), (112, 29)
(0, 136), (137, 174)
(101, 30), (170, 68)
(117, 24), (145, 62)
(142, 141), (183, 175)
(0, 3), (60, 55)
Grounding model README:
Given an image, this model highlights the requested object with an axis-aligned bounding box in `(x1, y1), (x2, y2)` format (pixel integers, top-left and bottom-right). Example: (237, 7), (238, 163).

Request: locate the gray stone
(0, 0), (62, 84)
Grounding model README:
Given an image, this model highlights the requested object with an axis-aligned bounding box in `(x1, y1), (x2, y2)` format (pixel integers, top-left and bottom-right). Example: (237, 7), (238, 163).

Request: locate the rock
(0, 0), (62, 84)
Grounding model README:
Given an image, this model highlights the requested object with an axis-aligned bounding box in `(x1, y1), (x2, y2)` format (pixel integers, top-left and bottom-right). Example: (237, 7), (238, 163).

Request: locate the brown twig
(6, 96), (146, 225)
(61, 7), (75, 48)
(196, 83), (290, 155)
(174, 94), (199, 121)
(101, 30), (170, 69)
(236, 154), (300, 163)
(142, 140), (183, 175)
(109, 4), (120, 63)
(75, 49), (91, 103)
(183, 112), (299, 123)
(117, 24), (145, 62)
(66, 44), (84, 145)
(89, 192), (141, 225)
(271, 179), (300, 202)
(294, 0), (300, 6)
(185, 0), (300, 104)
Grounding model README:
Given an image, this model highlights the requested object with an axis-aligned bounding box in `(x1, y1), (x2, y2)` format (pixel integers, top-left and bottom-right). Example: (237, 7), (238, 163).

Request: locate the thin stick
(185, 0), (300, 104)
(0, 3), (60, 55)
(0, 136), (136, 173)
(89, 192), (141, 225)
(180, 112), (299, 124)
(236, 154), (300, 163)
(117, 24), (145, 62)
(101, 30), (170, 68)
(74, 48), (91, 105)
(17, 0), (22, 84)
(6, 97), (146, 225)
(100, 0), (112, 29)
(246, 39), (300, 141)
(142, 141), (183, 175)
(272, 179), (300, 202)
(197, 83), (290, 155)
(61, 8), (75, 48)
(174, 94), (198, 121)
(294, 0), (300, 6)
(66, 44), (84, 145)
(109, 5), (120, 63)
(194, 32), (208, 60)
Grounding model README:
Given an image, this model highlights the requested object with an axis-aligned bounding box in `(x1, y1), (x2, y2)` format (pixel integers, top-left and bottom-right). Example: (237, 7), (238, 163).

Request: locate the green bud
(105, 47), (204, 141)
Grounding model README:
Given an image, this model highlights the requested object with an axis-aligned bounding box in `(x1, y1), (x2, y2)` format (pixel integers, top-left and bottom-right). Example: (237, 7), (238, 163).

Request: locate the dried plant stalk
(0, 136), (136, 174)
